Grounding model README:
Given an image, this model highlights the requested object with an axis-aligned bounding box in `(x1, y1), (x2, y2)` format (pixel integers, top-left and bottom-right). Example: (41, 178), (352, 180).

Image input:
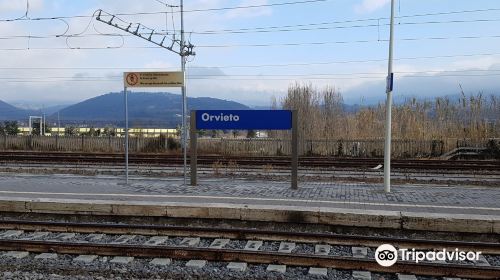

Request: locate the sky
(1, 0), (500, 108)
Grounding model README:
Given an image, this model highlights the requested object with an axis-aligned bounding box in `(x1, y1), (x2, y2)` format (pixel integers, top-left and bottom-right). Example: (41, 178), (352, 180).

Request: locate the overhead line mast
(96, 4), (195, 186)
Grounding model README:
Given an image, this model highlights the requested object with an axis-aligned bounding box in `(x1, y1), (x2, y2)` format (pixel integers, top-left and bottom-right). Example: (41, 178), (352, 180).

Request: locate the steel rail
(1, 220), (499, 255)
(0, 152), (498, 170)
(0, 239), (498, 279)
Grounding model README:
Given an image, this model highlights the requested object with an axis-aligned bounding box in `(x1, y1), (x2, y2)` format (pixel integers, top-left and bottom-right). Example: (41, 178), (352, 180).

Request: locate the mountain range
(0, 92), (250, 127)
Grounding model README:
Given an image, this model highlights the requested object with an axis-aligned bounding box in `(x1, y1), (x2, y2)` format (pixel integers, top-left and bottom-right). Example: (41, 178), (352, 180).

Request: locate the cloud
(354, 0), (390, 14)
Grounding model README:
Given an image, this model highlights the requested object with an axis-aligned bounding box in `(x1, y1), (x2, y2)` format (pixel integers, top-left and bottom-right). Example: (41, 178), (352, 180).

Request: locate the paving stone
(144, 236), (169, 246)
(84, 234), (105, 242)
(209, 238), (230, 249)
(150, 258), (171, 266)
(110, 256), (134, 264)
(0, 230), (24, 238)
(244, 240), (263, 251)
(308, 267), (328, 276)
(473, 255), (491, 266)
(278, 242), (296, 253)
(53, 233), (76, 240)
(398, 274), (418, 280)
(24, 232), (49, 239)
(352, 270), (371, 280)
(179, 237), (200, 247)
(110, 235), (136, 244)
(226, 262), (247, 272)
(266, 264), (286, 273)
(34, 253), (58, 260)
(352, 246), (368, 258)
(3, 251), (29, 259)
(185, 259), (207, 269)
(73, 255), (98, 263)
(314, 244), (331, 255)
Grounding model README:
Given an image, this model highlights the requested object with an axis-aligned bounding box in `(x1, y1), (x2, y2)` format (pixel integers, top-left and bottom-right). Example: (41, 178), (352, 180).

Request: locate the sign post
(190, 110), (298, 189)
(190, 111), (197, 186)
(123, 71), (184, 185)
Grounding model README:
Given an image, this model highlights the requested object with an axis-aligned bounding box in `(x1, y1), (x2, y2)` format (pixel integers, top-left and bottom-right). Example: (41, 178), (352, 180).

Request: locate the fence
(0, 135), (169, 153)
(1, 135), (495, 158)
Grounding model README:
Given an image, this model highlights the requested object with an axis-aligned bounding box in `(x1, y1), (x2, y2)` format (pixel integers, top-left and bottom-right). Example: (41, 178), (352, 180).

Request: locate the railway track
(0, 220), (499, 279)
(1, 151), (498, 171)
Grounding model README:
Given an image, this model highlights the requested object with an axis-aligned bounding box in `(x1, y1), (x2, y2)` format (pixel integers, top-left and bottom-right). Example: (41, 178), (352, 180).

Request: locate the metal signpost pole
(291, 110), (298, 190)
(190, 111), (197, 186)
(124, 86), (129, 185)
(384, 0), (396, 193)
(180, 0), (188, 186)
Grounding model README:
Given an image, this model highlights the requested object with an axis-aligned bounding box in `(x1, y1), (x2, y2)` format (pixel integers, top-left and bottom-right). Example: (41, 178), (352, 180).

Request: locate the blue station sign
(195, 110), (292, 130)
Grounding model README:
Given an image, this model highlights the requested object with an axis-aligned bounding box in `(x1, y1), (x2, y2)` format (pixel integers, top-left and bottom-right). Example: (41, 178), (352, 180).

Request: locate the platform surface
(0, 173), (498, 216)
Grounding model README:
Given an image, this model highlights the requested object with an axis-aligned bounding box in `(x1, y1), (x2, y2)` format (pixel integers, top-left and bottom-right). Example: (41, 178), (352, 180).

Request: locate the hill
(0, 100), (39, 121)
(54, 92), (250, 127)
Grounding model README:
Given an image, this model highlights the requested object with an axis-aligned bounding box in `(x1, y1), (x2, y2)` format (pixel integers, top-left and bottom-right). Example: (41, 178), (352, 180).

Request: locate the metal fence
(0, 135), (494, 158)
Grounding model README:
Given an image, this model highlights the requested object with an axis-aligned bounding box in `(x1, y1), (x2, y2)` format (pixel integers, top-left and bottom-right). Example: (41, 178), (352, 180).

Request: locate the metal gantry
(96, 3), (195, 185)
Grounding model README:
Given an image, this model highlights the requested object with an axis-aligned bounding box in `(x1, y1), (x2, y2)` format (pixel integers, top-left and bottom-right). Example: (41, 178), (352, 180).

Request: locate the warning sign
(124, 72), (184, 88)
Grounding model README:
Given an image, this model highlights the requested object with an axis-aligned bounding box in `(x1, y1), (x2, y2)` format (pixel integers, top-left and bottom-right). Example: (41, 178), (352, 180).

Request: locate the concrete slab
(34, 253), (58, 260)
(209, 239), (230, 249)
(266, 264), (286, 273)
(110, 235), (136, 244)
(352, 246), (368, 258)
(150, 258), (171, 266)
(244, 240), (263, 251)
(320, 208), (401, 229)
(3, 251), (29, 259)
(397, 274), (418, 280)
(402, 212), (496, 234)
(179, 237), (200, 247)
(352, 270), (371, 280)
(314, 244), (331, 255)
(144, 236), (169, 246)
(112, 203), (166, 216)
(278, 242), (296, 253)
(227, 262), (247, 272)
(308, 267), (328, 276)
(110, 256), (134, 264)
(73, 255), (98, 263)
(0, 230), (23, 238)
(185, 260), (207, 269)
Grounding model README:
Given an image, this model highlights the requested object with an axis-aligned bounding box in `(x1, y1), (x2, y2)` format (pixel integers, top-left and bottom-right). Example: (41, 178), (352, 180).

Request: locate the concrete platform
(0, 173), (499, 234)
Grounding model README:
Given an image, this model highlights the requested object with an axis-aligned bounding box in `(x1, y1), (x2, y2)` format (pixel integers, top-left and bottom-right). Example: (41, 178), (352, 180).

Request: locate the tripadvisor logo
(375, 244), (482, 267)
(375, 244), (398, 267)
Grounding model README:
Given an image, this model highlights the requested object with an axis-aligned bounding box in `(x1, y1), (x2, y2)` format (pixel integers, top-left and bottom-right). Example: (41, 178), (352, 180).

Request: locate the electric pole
(180, 0), (188, 186)
(384, 0), (395, 193)
(96, 3), (195, 186)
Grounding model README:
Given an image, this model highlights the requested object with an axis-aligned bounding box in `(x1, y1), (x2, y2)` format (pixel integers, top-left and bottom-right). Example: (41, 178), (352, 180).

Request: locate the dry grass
(276, 83), (499, 141)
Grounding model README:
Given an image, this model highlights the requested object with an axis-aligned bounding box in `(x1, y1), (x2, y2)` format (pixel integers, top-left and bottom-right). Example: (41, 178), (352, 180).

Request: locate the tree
(4, 121), (20, 135)
(0, 123), (5, 135)
(246, 129), (256, 138)
(102, 127), (116, 137)
(65, 126), (78, 136)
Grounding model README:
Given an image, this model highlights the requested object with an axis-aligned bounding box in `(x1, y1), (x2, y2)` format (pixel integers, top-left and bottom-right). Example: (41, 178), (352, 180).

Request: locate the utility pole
(384, 0), (395, 193)
(58, 111), (61, 135)
(180, 0), (188, 186)
(96, 4), (195, 186)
